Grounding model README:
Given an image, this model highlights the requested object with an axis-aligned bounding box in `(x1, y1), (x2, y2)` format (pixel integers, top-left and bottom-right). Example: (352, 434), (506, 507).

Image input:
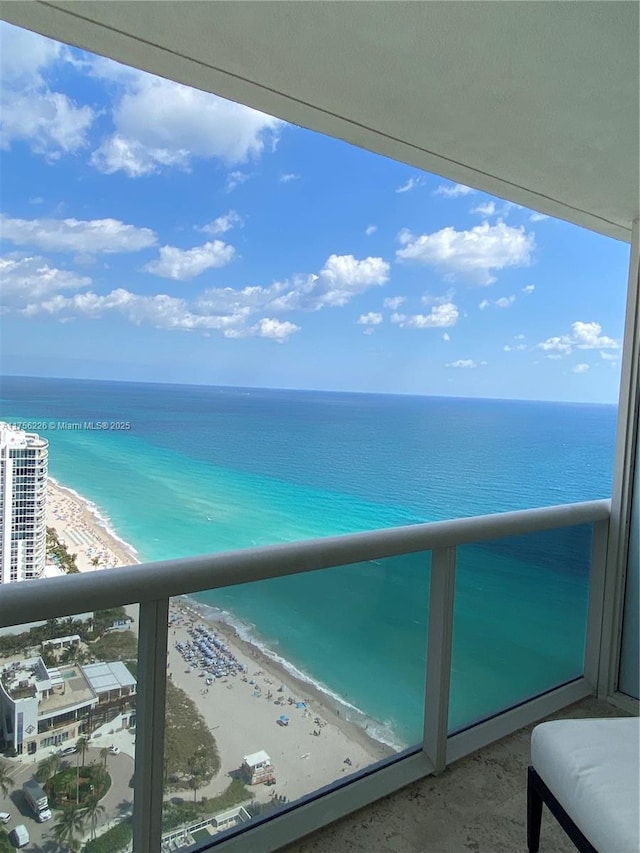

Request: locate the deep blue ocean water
(0, 376), (617, 746)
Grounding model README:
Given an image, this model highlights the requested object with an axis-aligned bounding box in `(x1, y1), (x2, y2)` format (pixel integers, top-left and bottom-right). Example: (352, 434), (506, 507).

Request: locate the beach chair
(527, 717), (639, 852)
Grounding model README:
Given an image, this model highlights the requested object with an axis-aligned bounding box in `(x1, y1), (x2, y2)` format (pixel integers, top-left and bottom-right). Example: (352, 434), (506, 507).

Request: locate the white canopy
(243, 750), (271, 768)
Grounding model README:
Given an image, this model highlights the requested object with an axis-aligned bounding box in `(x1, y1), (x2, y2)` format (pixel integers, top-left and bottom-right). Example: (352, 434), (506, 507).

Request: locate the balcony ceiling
(2, 1), (638, 240)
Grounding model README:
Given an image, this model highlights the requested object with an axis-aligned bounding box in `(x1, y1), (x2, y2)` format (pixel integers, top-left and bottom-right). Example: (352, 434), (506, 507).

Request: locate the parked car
(0, 811), (10, 824)
(108, 745), (120, 755)
(60, 745), (78, 757)
(10, 825), (29, 848)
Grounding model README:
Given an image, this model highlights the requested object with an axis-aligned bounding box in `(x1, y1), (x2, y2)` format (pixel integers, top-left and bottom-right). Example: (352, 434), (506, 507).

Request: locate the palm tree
(99, 746), (109, 767)
(75, 735), (90, 767)
(83, 793), (106, 840)
(54, 804), (86, 849)
(0, 760), (14, 798)
(92, 762), (109, 794)
(36, 752), (61, 785)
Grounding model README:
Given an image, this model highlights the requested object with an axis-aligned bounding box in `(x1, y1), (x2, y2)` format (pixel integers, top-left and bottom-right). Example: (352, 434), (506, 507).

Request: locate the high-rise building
(0, 423), (48, 584)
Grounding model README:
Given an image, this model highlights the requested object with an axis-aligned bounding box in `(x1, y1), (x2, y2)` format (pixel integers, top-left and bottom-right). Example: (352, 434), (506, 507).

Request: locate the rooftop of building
(0, 422), (48, 451)
(82, 660), (136, 693)
(0, 657), (95, 714)
(0, 655), (137, 717)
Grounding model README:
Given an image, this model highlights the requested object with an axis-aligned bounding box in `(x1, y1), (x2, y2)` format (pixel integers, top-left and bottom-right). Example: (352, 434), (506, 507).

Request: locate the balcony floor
(284, 697), (628, 853)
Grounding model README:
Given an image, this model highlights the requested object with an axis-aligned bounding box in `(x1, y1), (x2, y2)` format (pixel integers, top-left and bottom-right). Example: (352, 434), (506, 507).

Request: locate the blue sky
(0, 22), (630, 403)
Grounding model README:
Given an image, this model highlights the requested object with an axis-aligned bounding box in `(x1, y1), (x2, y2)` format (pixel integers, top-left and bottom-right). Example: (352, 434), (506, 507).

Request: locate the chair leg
(527, 766), (543, 853)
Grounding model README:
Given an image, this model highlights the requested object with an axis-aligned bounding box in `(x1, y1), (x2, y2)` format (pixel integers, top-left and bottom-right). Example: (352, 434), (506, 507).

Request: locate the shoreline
(47, 478), (139, 572)
(45, 477), (397, 801)
(186, 599), (395, 759)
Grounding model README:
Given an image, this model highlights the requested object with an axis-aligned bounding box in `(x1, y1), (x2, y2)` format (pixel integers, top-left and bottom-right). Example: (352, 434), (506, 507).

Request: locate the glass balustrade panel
(449, 524), (592, 733)
(162, 552), (430, 849)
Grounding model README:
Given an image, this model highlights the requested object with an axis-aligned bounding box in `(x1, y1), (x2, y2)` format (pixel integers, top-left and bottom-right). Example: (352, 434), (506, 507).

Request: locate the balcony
(0, 498), (618, 852)
(283, 695), (624, 853)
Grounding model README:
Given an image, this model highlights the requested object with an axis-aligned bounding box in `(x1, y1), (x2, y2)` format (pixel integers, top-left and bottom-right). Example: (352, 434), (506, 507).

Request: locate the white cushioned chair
(527, 717), (639, 852)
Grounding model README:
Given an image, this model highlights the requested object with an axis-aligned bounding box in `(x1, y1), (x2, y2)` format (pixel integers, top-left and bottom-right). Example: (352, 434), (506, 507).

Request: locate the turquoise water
(0, 376), (616, 745)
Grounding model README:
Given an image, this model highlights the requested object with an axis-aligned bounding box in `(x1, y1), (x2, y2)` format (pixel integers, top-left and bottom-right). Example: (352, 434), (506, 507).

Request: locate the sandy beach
(45, 479), (395, 807)
(46, 479), (139, 573)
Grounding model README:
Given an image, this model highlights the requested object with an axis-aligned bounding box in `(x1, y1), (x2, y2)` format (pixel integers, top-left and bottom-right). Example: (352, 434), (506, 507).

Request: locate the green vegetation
(0, 829), (13, 853)
(36, 751), (61, 784)
(162, 779), (252, 832)
(84, 818), (132, 853)
(47, 526), (79, 573)
(53, 804), (84, 852)
(45, 761), (110, 809)
(164, 680), (220, 795)
(92, 607), (128, 635)
(90, 629), (137, 663)
(246, 793), (289, 819)
(0, 759), (14, 797)
(0, 617), (87, 659)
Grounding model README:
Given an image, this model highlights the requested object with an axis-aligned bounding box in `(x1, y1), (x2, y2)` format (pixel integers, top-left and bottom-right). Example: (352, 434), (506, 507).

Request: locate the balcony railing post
(133, 598), (169, 853)
(584, 518), (610, 692)
(423, 546), (456, 774)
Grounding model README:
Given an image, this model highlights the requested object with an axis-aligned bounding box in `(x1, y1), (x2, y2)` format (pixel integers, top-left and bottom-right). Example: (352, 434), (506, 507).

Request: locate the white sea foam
(184, 597), (405, 752)
(49, 476), (139, 559)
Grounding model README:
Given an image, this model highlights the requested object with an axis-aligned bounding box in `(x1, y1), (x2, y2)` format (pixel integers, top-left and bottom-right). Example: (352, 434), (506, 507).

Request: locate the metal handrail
(0, 499), (610, 627)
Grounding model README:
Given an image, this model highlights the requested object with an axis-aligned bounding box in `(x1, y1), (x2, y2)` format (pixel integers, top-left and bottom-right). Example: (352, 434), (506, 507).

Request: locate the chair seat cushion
(531, 717), (639, 853)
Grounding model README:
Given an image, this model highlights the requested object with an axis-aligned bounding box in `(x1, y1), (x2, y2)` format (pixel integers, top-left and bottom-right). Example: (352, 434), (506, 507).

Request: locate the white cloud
(0, 214), (156, 253)
(199, 211), (243, 236)
(530, 212), (550, 222)
(91, 68), (281, 177)
(357, 312), (383, 325)
(471, 201), (496, 216)
(22, 286), (256, 331)
(422, 288), (456, 307)
(433, 183), (475, 198)
(397, 221), (534, 285)
(572, 321), (618, 350)
(365, 225), (377, 236)
(19, 281), (301, 341)
(446, 359), (477, 368)
(479, 299), (490, 310)
(11, 250), (388, 340)
(391, 302), (459, 329)
(193, 253), (389, 316)
(279, 173), (299, 183)
(224, 317), (300, 342)
(226, 171), (250, 193)
(539, 337), (573, 355)
(0, 24), (94, 158)
(442, 332), (450, 341)
(515, 334), (525, 340)
(522, 284), (535, 294)
(396, 176), (423, 193)
(538, 321), (620, 356)
(0, 22), (63, 82)
(572, 363), (590, 374)
(504, 343), (527, 352)
(600, 351), (618, 362)
(546, 354), (563, 360)
(144, 240), (235, 280)
(495, 295), (516, 309)
(268, 254), (390, 311)
(0, 255), (91, 307)
(383, 296), (405, 310)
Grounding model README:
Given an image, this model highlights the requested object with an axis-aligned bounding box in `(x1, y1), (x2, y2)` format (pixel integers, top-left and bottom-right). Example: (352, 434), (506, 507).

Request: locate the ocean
(0, 376), (617, 747)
